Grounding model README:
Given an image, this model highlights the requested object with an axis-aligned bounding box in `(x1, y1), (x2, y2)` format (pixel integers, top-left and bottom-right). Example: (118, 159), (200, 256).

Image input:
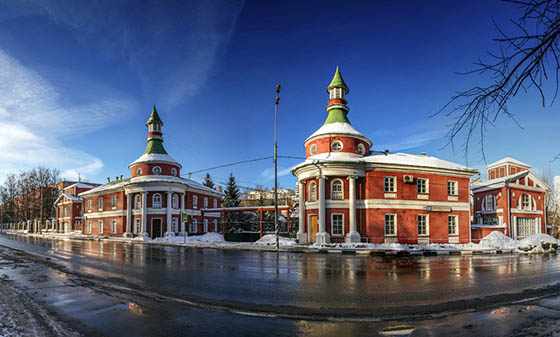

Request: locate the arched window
(136, 168), (142, 176)
(171, 168), (177, 176)
(308, 181), (317, 201)
(152, 193), (162, 208)
(172, 194), (179, 209)
(483, 195), (496, 211)
(309, 144), (318, 155)
(152, 166), (162, 175)
(331, 140), (343, 152)
(135, 194), (142, 209)
(357, 143), (366, 155)
(331, 179), (343, 200)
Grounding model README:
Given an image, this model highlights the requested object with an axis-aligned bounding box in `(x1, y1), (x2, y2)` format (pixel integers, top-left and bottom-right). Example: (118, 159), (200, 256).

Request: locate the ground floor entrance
(150, 218), (164, 239)
(308, 215), (318, 243)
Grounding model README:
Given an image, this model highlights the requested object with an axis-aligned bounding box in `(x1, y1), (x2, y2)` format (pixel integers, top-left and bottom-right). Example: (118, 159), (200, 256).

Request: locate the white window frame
(308, 181), (317, 202)
(384, 213), (397, 236)
(417, 214), (429, 236)
(135, 218), (141, 234)
(97, 197), (103, 211)
(213, 198), (218, 208)
(172, 217), (178, 233)
(135, 195), (142, 209)
(191, 219), (198, 233)
(484, 195), (496, 211)
(171, 168), (177, 176)
(384, 176), (396, 193)
(98, 220), (104, 235)
(203, 219), (208, 232)
(213, 219), (218, 231)
(448, 215), (459, 235)
(87, 222), (92, 234)
(357, 143), (366, 155)
(204, 197), (208, 209)
(417, 178), (429, 194)
(111, 194), (117, 209)
(152, 193), (162, 209)
(447, 181), (458, 196)
(521, 194), (531, 210)
(192, 195), (198, 209)
(88, 199), (93, 210)
(309, 143), (318, 155)
(330, 179), (344, 200)
(152, 166), (162, 175)
(111, 219), (117, 234)
(136, 168), (142, 176)
(331, 213), (344, 236)
(331, 140), (343, 152)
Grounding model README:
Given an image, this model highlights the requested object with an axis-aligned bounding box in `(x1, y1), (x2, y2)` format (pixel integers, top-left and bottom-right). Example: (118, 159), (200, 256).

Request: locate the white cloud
(0, 50), (136, 182)
(374, 126), (447, 151)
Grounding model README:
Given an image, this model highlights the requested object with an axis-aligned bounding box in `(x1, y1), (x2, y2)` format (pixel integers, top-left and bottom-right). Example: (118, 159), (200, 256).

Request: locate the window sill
(417, 194), (429, 200)
(384, 193), (397, 198)
(384, 234), (397, 237)
(447, 196), (459, 201)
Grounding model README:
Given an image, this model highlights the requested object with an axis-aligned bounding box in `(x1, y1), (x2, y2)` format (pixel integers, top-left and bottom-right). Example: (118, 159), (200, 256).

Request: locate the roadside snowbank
(153, 232), (227, 245)
(255, 234), (297, 247)
(478, 231), (518, 250)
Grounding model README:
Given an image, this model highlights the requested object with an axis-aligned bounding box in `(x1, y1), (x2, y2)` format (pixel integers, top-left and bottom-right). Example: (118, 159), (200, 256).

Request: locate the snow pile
(478, 231), (517, 250)
(517, 234), (559, 253)
(153, 233), (226, 245)
(255, 234), (297, 247)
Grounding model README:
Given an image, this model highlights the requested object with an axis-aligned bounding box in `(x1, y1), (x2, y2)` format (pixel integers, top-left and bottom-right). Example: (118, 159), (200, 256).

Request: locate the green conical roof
(146, 105), (163, 126)
(327, 66), (349, 93)
(324, 108), (351, 124)
(145, 138), (168, 154)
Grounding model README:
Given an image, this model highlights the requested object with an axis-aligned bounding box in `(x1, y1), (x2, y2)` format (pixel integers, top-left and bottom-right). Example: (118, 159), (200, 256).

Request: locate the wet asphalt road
(2, 233), (560, 337)
(1, 233), (560, 317)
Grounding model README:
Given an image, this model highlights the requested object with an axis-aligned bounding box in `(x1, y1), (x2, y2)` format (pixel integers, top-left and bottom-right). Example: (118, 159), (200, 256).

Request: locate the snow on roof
(79, 180), (129, 196)
(305, 122), (371, 143)
(128, 175), (223, 195)
(472, 170), (548, 190)
(56, 192), (82, 204)
(64, 182), (97, 190)
(129, 153), (182, 167)
(293, 152), (477, 174)
(487, 157), (531, 169)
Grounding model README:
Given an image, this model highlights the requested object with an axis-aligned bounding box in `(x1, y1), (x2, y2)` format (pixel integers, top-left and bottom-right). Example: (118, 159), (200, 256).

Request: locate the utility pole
(274, 84), (281, 250)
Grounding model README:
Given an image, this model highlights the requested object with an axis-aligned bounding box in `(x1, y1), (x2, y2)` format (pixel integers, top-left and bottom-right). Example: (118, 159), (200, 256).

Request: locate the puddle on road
(379, 324), (415, 336)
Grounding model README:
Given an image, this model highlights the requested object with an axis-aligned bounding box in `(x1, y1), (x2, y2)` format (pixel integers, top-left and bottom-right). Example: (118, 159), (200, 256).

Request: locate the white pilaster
(140, 191), (149, 239)
(297, 180), (307, 243)
(316, 176), (330, 244)
(124, 193), (133, 237)
(346, 176), (361, 243)
(180, 192), (185, 234)
(165, 191), (174, 236)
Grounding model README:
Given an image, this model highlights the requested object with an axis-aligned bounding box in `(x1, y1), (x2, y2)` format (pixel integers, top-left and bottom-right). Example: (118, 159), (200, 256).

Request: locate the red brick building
(471, 157), (547, 241)
(54, 182), (98, 232)
(79, 106), (223, 239)
(292, 68), (478, 244)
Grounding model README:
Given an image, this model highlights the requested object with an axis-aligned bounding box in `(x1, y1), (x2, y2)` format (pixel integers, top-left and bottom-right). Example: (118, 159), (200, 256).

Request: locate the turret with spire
(129, 105), (181, 177)
(304, 67), (372, 158)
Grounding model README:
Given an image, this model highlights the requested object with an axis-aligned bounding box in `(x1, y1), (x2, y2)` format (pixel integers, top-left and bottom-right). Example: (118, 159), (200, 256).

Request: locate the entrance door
(309, 215), (318, 243)
(151, 218), (162, 239)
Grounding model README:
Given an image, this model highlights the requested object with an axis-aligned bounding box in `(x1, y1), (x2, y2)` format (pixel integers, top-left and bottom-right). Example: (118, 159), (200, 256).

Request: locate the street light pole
(274, 84), (281, 250)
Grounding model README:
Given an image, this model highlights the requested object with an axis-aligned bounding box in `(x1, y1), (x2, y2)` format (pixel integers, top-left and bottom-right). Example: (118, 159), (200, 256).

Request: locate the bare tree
(438, 0), (560, 158)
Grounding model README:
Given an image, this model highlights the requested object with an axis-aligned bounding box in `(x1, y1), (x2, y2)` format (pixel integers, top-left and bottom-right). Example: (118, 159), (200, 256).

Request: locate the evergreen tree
(223, 174), (240, 207)
(203, 173), (215, 189)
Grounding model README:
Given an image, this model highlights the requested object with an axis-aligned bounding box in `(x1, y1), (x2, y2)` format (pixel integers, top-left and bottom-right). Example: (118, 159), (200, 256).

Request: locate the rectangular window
(447, 181), (458, 196)
(191, 219), (198, 233)
(384, 214), (396, 236)
(485, 195), (495, 211)
(204, 197), (208, 209)
(213, 199), (218, 208)
(135, 218), (141, 234)
(331, 214), (343, 236)
(111, 195), (117, 208)
(417, 215), (427, 235)
(98, 197), (103, 210)
(203, 219), (208, 232)
(192, 195), (198, 209)
(172, 217), (178, 233)
(417, 178), (427, 194)
(213, 219), (218, 231)
(87, 222), (92, 234)
(448, 215), (458, 235)
(111, 220), (117, 234)
(384, 177), (396, 192)
(98, 220), (104, 235)
(88, 199), (93, 210)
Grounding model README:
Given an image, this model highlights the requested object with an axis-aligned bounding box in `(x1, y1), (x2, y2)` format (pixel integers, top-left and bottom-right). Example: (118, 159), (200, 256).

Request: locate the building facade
(471, 157), (547, 241)
(292, 68), (478, 244)
(54, 182), (98, 233)
(79, 106), (223, 239)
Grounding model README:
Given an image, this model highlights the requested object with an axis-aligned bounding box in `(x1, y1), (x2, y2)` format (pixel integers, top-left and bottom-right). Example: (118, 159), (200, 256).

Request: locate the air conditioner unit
(403, 175), (414, 183)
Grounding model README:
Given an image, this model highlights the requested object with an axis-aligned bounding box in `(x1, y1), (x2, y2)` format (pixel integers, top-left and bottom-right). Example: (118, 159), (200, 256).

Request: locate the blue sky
(0, 0), (558, 190)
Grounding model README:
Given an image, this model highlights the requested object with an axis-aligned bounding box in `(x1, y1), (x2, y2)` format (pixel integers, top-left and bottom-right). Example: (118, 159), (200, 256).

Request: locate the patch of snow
(478, 231), (518, 250)
(364, 152), (476, 173)
(153, 232), (227, 245)
(255, 234), (297, 247)
(129, 153), (181, 167)
(306, 122), (370, 142)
